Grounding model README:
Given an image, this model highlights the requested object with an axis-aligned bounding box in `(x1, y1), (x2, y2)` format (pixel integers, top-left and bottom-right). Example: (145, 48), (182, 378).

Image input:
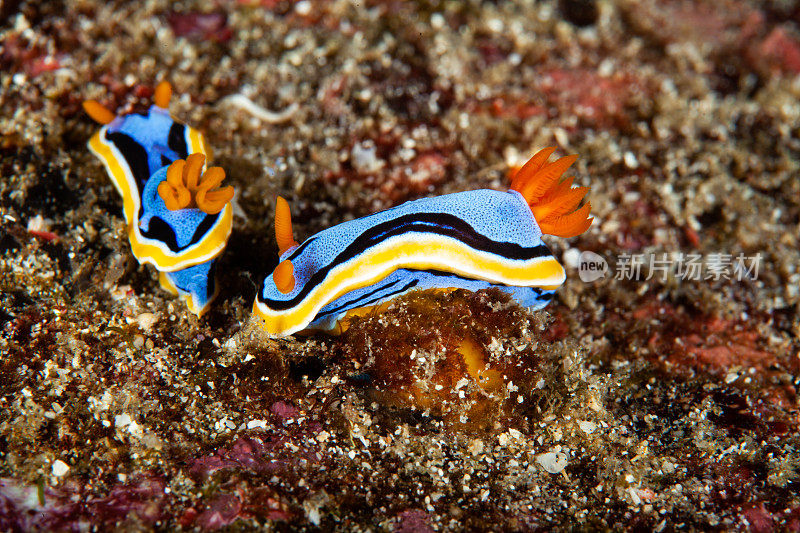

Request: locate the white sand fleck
(537, 450), (569, 474)
(52, 460), (69, 477)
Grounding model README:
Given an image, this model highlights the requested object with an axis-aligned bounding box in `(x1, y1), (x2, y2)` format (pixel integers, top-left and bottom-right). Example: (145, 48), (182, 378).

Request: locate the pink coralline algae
(0, 476), (167, 531)
(385, 151), (449, 196)
(188, 419), (322, 480)
(755, 27), (800, 75)
(167, 12), (233, 42)
(632, 301), (778, 375)
(189, 435), (290, 478)
(467, 97), (546, 120)
(195, 493), (243, 530)
(537, 68), (649, 129)
(394, 509), (435, 533)
(180, 488), (292, 529)
(325, 138), (453, 209)
(0, 34), (62, 77)
(741, 503), (776, 533)
(270, 400), (300, 421)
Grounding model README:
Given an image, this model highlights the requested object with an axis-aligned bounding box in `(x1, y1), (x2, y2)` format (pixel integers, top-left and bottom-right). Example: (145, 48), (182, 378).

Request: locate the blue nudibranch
(84, 82), (234, 315)
(253, 148), (592, 336)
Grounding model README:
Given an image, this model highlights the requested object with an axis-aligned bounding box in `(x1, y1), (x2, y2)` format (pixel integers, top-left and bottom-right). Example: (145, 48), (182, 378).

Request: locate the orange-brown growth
(157, 153), (234, 214)
(510, 148), (592, 238)
(275, 196), (298, 256)
(83, 100), (115, 125)
(154, 81), (172, 109)
(273, 259), (295, 294)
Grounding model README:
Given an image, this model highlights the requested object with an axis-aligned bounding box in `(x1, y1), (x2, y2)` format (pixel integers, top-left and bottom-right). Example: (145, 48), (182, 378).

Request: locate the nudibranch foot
(85, 81), (233, 316)
(253, 147), (591, 337)
(159, 260), (219, 317)
(308, 268), (556, 334)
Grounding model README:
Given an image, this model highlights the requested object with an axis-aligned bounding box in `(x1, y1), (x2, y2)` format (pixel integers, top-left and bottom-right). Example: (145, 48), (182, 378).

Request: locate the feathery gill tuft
(510, 148), (592, 238)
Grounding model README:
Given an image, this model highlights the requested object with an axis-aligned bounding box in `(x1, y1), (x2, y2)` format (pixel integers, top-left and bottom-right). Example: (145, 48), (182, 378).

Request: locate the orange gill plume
(157, 153), (234, 214)
(509, 148), (593, 238)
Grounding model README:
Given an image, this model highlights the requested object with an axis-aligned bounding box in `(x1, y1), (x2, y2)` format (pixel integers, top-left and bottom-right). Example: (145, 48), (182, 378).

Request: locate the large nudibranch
(84, 82), (234, 315)
(253, 148), (592, 336)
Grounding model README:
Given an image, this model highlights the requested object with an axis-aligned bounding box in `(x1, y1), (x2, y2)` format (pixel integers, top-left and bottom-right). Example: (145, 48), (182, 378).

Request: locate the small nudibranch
(84, 82), (234, 315)
(253, 148), (592, 336)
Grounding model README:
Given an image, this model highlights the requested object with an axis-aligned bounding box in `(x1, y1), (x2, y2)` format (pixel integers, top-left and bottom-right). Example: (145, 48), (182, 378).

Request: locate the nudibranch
(84, 82), (234, 315)
(253, 148), (591, 336)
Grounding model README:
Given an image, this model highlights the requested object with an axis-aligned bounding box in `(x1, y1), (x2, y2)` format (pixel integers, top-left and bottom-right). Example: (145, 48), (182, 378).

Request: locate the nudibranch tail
(158, 261), (219, 317)
(157, 154), (234, 214)
(510, 148), (593, 238)
(154, 81), (172, 109)
(82, 100), (116, 125)
(275, 196), (298, 256)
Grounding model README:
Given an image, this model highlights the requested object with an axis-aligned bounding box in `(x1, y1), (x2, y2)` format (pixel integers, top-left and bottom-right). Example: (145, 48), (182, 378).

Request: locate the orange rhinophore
(82, 100), (116, 125)
(275, 196), (299, 256)
(153, 80), (172, 109)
